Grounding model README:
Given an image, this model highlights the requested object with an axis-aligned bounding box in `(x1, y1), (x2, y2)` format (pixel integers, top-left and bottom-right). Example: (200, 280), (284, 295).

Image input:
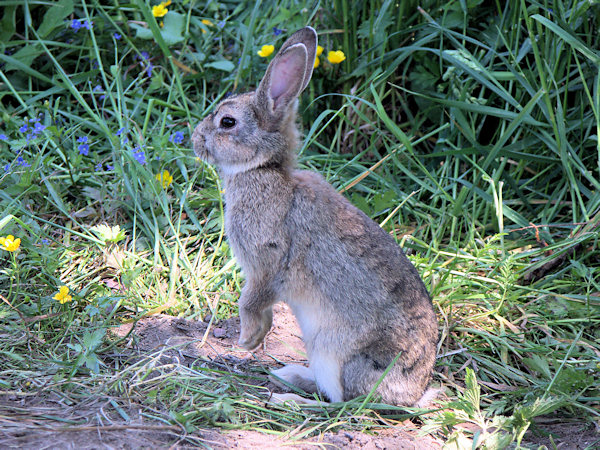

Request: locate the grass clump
(1, 0), (599, 447)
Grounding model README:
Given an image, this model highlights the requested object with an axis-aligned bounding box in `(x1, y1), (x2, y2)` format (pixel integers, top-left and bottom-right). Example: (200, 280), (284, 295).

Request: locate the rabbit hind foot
(268, 392), (326, 406)
(270, 364), (318, 394)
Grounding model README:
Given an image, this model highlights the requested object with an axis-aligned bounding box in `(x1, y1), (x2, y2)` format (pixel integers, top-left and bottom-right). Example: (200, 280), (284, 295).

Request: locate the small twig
(522, 213), (600, 283)
(39, 424), (182, 433)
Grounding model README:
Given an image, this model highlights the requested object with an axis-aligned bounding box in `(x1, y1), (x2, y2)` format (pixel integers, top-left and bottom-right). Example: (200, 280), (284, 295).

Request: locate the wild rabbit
(192, 26), (438, 406)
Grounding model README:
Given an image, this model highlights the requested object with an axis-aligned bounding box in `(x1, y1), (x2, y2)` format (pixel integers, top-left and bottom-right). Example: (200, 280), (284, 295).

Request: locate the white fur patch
(310, 352), (343, 403)
(414, 387), (442, 408)
(220, 160), (261, 176)
(271, 364), (314, 384)
(287, 300), (321, 347)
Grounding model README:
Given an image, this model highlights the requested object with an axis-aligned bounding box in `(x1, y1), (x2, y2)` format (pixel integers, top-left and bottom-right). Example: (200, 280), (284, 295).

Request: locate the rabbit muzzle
(192, 121), (212, 163)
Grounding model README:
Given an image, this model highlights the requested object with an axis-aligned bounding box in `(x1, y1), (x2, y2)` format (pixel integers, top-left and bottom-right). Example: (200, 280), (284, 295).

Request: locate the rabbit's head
(192, 27), (317, 175)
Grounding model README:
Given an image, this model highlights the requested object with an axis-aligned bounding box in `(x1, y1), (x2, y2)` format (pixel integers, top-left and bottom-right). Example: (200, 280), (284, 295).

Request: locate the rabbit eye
(220, 116), (236, 129)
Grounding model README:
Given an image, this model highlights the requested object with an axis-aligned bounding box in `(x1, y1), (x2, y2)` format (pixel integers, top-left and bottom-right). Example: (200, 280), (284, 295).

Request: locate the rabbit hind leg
(342, 350), (429, 406)
(270, 364), (318, 394)
(270, 355), (343, 403)
(310, 353), (344, 403)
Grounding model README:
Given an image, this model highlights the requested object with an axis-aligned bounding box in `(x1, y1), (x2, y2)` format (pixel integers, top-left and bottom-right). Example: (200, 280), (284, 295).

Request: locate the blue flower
(33, 122), (46, 133)
(146, 63), (154, 77)
(140, 51), (150, 61)
(93, 85), (105, 100)
(19, 124), (28, 133)
(273, 27), (283, 36)
(77, 136), (90, 155)
(169, 131), (185, 145)
(16, 156), (31, 167)
(70, 19), (93, 31)
(3, 163), (10, 172)
(116, 128), (126, 136)
(95, 162), (102, 171)
(106, 164), (114, 171)
(70, 19), (83, 31)
(114, 32), (122, 40)
(218, 21), (226, 28)
(41, 239), (50, 245)
(132, 147), (146, 165)
(0, 134), (8, 141)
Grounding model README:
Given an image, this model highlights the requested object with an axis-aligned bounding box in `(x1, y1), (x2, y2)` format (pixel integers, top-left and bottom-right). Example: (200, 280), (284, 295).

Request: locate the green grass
(1, 0), (599, 447)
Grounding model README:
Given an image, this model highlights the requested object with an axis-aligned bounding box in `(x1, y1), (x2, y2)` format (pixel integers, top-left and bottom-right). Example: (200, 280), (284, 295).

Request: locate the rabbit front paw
(238, 307), (273, 350)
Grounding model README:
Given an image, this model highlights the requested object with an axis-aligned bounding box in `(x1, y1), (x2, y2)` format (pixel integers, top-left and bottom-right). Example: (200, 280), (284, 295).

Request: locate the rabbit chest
(222, 170), (294, 277)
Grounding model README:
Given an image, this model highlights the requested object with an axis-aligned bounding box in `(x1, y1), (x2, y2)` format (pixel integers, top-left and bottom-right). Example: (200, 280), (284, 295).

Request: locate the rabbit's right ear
(255, 27), (318, 123)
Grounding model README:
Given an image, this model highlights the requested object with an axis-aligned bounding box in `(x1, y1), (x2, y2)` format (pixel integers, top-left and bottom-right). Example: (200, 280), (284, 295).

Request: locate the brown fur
(192, 27), (437, 405)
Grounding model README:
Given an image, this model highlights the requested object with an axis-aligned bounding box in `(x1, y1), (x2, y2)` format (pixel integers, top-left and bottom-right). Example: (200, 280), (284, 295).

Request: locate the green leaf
(38, 0), (74, 38)
(43, 179), (69, 216)
(531, 14), (600, 65)
(3, 45), (44, 72)
(131, 11), (185, 46)
(130, 23), (153, 40)
(0, 215), (15, 233)
(205, 60), (236, 72)
(0, 5), (17, 42)
(351, 193), (371, 215)
(67, 343), (82, 353)
(522, 354), (552, 379)
(82, 329), (105, 351)
(463, 368), (481, 414)
(373, 190), (396, 215)
(160, 11), (185, 45)
(84, 353), (101, 373)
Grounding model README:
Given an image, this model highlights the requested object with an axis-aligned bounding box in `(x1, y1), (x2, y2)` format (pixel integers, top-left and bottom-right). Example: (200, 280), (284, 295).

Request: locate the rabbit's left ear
(256, 27), (318, 117)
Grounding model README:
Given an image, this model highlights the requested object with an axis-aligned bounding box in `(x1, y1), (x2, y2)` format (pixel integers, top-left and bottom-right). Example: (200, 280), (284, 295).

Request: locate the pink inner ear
(269, 49), (306, 102)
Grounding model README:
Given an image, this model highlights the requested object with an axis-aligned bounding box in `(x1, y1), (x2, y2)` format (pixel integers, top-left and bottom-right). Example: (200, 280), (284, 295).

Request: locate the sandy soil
(112, 303), (309, 374)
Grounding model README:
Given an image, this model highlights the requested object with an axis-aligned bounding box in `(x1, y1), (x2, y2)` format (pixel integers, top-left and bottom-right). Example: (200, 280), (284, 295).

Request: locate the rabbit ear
(276, 26), (318, 93)
(256, 27), (318, 118)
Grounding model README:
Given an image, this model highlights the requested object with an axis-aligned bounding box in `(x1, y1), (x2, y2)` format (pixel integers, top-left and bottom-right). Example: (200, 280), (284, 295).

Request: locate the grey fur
(192, 26), (437, 406)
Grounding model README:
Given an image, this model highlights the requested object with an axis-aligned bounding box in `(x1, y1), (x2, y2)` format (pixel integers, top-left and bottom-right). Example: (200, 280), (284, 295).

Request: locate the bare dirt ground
(1, 304), (598, 448)
(0, 304), (442, 449)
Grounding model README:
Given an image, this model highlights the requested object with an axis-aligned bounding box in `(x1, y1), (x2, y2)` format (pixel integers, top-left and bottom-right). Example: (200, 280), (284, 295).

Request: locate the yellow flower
(201, 19), (213, 33)
(53, 286), (72, 304)
(152, 0), (171, 18)
(314, 56), (320, 68)
(0, 235), (20, 252)
(316, 45), (324, 57)
(257, 45), (275, 58)
(156, 170), (173, 189)
(327, 50), (346, 64)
